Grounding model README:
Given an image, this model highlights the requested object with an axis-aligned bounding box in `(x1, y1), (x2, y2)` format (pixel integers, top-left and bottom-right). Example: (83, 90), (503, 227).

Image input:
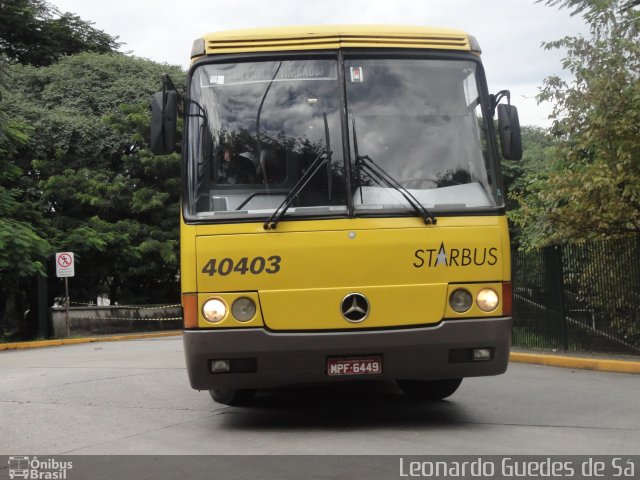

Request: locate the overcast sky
(52, 0), (589, 127)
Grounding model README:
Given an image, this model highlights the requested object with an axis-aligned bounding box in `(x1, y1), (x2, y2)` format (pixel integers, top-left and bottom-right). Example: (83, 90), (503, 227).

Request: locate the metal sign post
(64, 278), (70, 337)
(55, 252), (75, 337)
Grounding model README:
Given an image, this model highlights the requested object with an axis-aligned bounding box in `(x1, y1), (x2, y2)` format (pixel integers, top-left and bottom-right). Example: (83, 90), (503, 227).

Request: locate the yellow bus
(151, 25), (522, 405)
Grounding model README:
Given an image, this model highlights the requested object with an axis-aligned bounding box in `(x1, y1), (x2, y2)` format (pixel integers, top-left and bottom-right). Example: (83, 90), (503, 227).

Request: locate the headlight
(477, 288), (499, 312)
(202, 298), (227, 323)
(449, 288), (473, 313)
(231, 297), (256, 322)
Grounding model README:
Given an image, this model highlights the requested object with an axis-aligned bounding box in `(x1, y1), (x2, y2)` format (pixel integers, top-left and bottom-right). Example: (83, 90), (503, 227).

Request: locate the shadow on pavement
(217, 381), (474, 430)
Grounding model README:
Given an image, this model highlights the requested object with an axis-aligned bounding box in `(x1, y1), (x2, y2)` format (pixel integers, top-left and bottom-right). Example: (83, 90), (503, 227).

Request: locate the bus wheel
(397, 378), (462, 401)
(209, 389), (256, 406)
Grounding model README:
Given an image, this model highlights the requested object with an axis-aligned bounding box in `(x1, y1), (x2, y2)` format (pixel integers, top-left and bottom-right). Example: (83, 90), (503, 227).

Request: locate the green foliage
(1, 2), (184, 339)
(503, 126), (560, 248)
(0, 0), (120, 66)
(0, 58), (50, 279)
(2, 52), (185, 312)
(516, 0), (640, 246)
(0, 58), (52, 339)
(0, 119), (50, 279)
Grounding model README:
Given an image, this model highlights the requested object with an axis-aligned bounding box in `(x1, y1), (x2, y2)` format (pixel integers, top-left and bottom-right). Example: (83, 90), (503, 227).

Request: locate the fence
(512, 236), (640, 355)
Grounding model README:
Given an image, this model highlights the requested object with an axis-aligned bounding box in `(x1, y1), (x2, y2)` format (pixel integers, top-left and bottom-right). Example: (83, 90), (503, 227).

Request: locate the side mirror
(497, 104), (522, 161)
(150, 90), (177, 155)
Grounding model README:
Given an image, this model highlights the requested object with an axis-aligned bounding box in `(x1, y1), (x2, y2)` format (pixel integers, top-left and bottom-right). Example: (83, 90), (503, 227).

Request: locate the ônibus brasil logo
(8, 457), (73, 480)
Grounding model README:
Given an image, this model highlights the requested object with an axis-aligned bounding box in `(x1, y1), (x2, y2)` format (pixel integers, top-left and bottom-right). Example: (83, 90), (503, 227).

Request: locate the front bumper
(183, 317), (512, 390)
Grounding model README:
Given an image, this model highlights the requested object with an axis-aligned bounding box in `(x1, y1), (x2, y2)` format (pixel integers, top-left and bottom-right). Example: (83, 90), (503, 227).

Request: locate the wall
(51, 305), (182, 338)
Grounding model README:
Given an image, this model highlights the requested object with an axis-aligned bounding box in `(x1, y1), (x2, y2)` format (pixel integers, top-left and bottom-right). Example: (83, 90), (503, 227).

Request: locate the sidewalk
(0, 331), (182, 351)
(1, 332), (639, 374)
(510, 347), (640, 374)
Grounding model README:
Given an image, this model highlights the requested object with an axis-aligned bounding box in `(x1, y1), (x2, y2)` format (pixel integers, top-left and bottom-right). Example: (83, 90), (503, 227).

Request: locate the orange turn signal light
(502, 282), (513, 316)
(182, 293), (198, 328)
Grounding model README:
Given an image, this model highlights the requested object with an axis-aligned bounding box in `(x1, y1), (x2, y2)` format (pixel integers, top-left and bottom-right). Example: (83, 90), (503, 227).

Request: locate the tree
(0, 57), (51, 339)
(0, 118), (48, 281)
(505, 126), (561, 248)
(1, 53), (184, 339)
(514, 0), (640, 246)
(0, 0), (120, 66)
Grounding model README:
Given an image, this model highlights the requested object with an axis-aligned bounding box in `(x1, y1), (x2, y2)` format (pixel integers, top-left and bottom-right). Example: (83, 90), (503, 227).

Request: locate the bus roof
(191, 25), (480, 58)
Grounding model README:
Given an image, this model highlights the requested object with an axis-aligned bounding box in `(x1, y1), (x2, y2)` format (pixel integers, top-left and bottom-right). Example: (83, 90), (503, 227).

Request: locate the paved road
(1, 336), (639, 455)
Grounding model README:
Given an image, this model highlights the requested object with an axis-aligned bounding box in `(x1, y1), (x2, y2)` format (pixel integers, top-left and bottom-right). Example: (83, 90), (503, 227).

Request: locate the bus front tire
(397, 378), (462, 401)
(209, 388), (256, 406)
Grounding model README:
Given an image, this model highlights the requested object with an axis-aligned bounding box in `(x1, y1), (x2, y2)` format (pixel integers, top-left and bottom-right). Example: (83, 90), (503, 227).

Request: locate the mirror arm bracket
(489, 90), (511, 117)
(161, 73), (184, 117)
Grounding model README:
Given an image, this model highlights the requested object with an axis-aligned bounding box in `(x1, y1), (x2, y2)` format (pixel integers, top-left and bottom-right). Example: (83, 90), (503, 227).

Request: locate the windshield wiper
(264, 115), (333, 230)
(352, 119), (436, 226)
(263, 148), (331, 230)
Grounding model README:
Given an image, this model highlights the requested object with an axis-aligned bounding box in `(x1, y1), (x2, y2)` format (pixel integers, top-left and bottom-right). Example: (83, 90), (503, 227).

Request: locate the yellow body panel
(182, 216), (511, 331)
(260, 284), (447, 330)
(196, 25), (473, 56)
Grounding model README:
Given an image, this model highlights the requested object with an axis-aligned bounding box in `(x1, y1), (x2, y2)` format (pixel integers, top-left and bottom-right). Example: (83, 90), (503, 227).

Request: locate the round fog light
(477, 288), (499, 312)
(232, 297), (256, 322)
(202, 298), (227, 323)
(450, 288), (473, 313)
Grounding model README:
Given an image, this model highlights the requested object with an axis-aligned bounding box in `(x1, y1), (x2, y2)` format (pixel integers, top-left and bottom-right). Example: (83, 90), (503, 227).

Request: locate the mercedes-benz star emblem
(341, 293), (370, 323)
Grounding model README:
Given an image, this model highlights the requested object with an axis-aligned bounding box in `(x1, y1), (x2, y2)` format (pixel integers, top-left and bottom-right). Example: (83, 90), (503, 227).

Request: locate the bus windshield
(185, 55), (501, 220)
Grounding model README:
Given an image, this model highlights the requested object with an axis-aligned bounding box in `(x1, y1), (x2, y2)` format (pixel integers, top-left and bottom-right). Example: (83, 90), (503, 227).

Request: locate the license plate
(327, 356), (382, 376)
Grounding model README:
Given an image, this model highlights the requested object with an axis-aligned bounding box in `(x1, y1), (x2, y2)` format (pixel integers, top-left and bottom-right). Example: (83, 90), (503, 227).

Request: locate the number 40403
(201, 256), (282, 276)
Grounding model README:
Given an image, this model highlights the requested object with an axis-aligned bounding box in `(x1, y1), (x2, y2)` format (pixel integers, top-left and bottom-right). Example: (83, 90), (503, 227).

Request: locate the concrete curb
(510, 352), (640, 374)
(0, 331), (182, 351)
